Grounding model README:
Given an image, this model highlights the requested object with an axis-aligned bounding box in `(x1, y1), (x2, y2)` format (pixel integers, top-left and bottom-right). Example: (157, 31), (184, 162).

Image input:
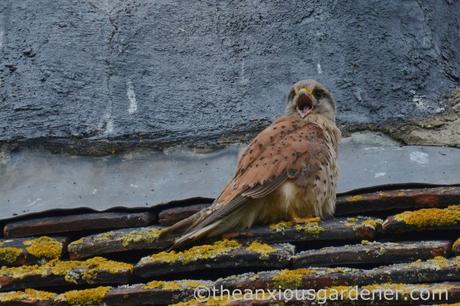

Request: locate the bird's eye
(313, 88), (326, 100)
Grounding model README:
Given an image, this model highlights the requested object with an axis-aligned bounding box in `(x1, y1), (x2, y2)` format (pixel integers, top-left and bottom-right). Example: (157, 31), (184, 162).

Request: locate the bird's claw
(293, 217), (320, 224)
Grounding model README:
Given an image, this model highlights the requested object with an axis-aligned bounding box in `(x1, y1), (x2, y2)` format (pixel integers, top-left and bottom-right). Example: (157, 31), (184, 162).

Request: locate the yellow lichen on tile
(344, 218), (356, 228)
(452, 237), (460, 253)
(0, 263), (48, 280)
(393, 205), (460, 227)
(428, 256), (450, 268)
(321, 282), (455, 303)
(68, 231), (120, 250)
(246, 241), (275, 259)
(318, 285), (355, 301)
(56, 286), (111, 306)
(361, 218), (382, 230)
(23, 236), (63, 260)
(0, 289), (56, 302)
(171, 297), (230, 306)
(323, 283), (412, 301)
(94, 231), (116, 241)
(79, 257), (134, 282)
(144, 279), (208, 291)
(345, 217), (382, 231)
(0, 260), (74, 281)
(364, 282), (455, 297)
(296, 223), (324, 235)
(25, 288), (56, 300)
(0, 256), (133, 284)
(272, 268), (313, 289)
(144, 280), (181, 290)
(143, 239), (241, 265)
(69, 228), (161, 250)
(449, 255), (459, 267)
(346, 195), (364, 202)
(121, 227), (161, 248)
(269, 221), (293, 232)
(0, 247), (23, 265)
(270, 219), (324, 235)
(171, 292), (269, 306)
(362, 283), (415, 295)
(294, 217), (324, 235)
(407, 255), (455, 270)
(68, 238), (84, 248)
(182, 280), (209, 288)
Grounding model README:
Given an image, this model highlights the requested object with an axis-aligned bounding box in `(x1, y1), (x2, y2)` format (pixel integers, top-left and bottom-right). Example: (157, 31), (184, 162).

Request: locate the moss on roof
(269, 218), (324, 235)
(360, 218), (382, 230)
(321, 282), (456, 302)
(23, 236), (63, 260)
(144, 279), (208, 290)
(0, 247), (23, 265)
(393, 205), (460, 227)
(406, 255), (460, 270)
(121, 227), (162, 248)
(246, 241), (275, 259)
(345, 217), (383, 231)
(0, 187), (458, 305)
(0, 289), (56, 302)
(171, 293), (270, 306)
(453, 237), (460, 252)
(141, 239), (241, 265)
(272, 268), (314, 289)
(0, 256), (133, 283)
(144, 280), (182, 291)
(56, 286), (111, 306)
(345, 195), (364, 202)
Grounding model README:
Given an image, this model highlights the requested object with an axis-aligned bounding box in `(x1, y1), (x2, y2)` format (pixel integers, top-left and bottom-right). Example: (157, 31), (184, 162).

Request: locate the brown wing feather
(215, 116), (326, 206)
(180, 116), (328, 235)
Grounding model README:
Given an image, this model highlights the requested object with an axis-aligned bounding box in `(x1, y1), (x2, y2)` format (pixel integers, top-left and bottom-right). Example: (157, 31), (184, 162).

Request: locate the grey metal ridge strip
(0, 144), (459, 220)
(0, 183), (459, 226)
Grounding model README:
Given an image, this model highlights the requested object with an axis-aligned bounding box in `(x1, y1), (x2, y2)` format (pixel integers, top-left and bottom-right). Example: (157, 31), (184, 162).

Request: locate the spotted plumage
(160, 80), (341, 249)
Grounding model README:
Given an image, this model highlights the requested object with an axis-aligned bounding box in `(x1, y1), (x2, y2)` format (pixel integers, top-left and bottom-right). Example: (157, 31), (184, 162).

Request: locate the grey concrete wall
(1, 0), (459, 152)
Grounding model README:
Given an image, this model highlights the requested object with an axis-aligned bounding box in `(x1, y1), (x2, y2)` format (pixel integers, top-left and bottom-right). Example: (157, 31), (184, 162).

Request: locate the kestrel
(160, 80), (341, 249)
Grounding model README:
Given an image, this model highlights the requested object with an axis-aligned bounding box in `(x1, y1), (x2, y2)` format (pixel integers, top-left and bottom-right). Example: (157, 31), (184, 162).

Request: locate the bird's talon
(293, 217), (320, 224)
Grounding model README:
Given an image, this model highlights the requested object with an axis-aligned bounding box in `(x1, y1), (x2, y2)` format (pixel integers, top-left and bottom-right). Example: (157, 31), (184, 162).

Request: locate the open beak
(296, 91), (313, 118)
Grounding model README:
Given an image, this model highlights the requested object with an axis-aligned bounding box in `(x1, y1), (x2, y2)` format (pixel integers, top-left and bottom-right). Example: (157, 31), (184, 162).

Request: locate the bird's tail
(157, 207), (220, 250)
(157, 209), (206, 243)
(167, 220), (223, 250)
(159, 207), (245, 250)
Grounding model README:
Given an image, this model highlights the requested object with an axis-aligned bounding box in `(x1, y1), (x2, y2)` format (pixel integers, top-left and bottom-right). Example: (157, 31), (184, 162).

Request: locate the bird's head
(285, 80), (336, 121)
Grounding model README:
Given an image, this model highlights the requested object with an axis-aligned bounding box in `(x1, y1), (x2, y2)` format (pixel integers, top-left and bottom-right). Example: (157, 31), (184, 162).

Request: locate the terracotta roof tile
(0, 186), (459, 305)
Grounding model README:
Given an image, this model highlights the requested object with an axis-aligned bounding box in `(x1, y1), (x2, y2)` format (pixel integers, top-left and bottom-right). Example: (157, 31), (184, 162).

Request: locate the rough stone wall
(1, 0), (459, 153)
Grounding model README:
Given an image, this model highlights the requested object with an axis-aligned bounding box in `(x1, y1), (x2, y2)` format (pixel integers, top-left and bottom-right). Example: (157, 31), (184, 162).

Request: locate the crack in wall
(85, 0), (124, 137)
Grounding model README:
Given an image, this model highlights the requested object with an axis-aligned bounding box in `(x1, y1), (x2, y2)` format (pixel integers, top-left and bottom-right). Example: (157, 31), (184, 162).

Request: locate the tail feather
(168, 221), (222, 250)
(158, 211), (204, 242)
(167, 207), (248, 250)
(158, 207), (217, 249)
(160, 198), (256, 250)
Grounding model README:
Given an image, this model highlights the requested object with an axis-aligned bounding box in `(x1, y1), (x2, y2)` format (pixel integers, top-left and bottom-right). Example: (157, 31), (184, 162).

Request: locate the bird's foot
(292, 216), (320, 224)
